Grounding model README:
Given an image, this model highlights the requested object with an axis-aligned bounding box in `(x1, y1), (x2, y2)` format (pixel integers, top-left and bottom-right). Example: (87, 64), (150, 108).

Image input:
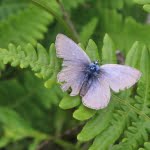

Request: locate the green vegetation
(0, 0), (149, 149)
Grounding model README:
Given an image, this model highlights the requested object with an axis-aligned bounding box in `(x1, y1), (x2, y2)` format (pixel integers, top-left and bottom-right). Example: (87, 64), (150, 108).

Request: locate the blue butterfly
(55, 34), (141, 110)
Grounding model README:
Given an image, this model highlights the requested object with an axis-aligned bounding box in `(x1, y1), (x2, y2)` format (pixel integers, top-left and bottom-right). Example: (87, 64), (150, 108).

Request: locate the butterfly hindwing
(82, 75), (110, 109)
(81, 64), (141, 109)
(57, 66), (86, 96)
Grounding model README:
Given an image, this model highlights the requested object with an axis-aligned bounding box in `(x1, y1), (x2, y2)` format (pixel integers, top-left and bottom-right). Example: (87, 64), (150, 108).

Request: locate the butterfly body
(86, 61), (100, 76)
(80, 62), (101, 96)
(80, 72), (94, 97)
(55, 34), (141, 110)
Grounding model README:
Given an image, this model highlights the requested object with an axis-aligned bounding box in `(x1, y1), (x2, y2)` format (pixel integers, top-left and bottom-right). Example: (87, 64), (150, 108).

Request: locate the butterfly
(55, 34), (142, 110)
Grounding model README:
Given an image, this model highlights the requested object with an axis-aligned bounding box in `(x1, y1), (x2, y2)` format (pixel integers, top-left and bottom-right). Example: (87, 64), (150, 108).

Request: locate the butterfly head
(87, 61), (100, 76)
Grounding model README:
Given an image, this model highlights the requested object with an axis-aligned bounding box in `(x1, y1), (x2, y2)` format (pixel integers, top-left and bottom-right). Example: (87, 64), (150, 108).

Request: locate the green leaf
(0, 43), (59, 86)
(140, 46), (150, 80)
(80, 17), (98, 45)
(29, 139), (42, 150)
(85, 39), (100, 61)
(59, 95), (81, 109)
(0, 107), (48, 147)
(143, 4), (150, 12)
(77, 102), (116, 141)
(110, 121), (150, 150)
(0, 137), (9, 148)
(23, 44), (37, 68)
(134, 0), (150, 5)
(44, 75), (56, 88)
(73, 105), (96, 121)
(125, 41), (143, 68)
(102, 33), (117, 64)
(0, 2), (53, 48)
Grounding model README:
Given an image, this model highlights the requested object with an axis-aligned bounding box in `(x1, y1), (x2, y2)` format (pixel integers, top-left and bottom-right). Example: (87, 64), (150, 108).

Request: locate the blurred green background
(0, 0), (150, 150)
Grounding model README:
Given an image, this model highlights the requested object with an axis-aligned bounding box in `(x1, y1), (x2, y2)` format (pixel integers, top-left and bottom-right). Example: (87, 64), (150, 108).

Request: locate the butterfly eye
(91, 66), (94, 69)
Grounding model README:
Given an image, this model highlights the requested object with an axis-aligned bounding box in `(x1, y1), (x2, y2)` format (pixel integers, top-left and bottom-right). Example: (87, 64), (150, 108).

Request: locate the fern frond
(0, 43), (60, 88)
(80, 17), (98, 46)
(0, 107), (48, 147)
(97, 0), (124, 9)
(0, 33), (150, 150)
(125, 41), (143, 69)
(118, 17), (150, 52)
(0, 3), (53, 48)
(89, 107), (136, 150)
(77, 100), (117, 142)
(134, 0), (150, 5)
(62, 0), (86, 11)
(110, 121), (150, 150)
(85, 39), (100, 62)
(93, 6), (149, 52)
(134, 46), (150, 114)
(0, 70), (72, 149)
(0, 1), (29, 21)
(93, 39), (150, 150)
(76, 34), (150, 150)
(102, 34), (117, 64)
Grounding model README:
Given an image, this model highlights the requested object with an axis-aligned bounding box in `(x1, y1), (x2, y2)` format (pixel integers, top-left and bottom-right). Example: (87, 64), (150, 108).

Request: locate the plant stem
(37, 136), (78, 150)
(56, 0), (79, 41)
(32, 0), (79, 42)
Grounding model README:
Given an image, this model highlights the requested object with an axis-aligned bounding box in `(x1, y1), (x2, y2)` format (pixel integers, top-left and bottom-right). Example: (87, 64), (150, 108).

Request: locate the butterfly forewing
(55, 34), (91, 96)
(100, 64), (141, 92)
(55, 34), (91, 64)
